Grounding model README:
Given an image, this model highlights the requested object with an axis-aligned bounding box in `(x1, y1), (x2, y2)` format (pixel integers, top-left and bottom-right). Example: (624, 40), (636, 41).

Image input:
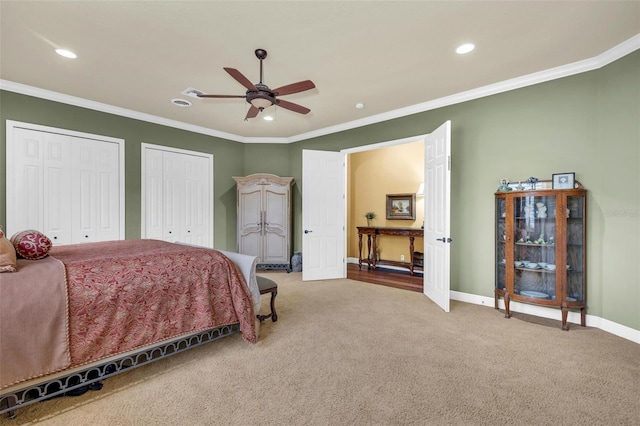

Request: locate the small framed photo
(552, 172), (575, 189)
(386, 193), (416, 220)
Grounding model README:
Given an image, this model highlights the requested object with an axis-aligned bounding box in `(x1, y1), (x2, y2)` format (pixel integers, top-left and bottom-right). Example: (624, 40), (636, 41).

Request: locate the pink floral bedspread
(52, 239), (256, 366)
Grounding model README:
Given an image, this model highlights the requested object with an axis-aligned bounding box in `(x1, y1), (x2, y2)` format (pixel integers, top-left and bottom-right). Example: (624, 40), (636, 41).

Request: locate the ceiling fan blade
(197, 94), (245, 98)
(272, 80), (316, 96)
(276, 99), (311, 115)
(224, 67), (258, 91)
(245, 105), (260, 120)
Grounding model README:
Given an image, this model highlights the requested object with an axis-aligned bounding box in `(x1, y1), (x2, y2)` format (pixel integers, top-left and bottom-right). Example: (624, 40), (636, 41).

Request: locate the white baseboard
(346, 258), (639, 344)
(451, 291), (640, 344)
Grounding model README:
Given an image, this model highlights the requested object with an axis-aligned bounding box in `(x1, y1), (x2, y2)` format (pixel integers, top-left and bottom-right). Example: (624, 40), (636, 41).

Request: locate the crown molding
(2, 34), (638, 144)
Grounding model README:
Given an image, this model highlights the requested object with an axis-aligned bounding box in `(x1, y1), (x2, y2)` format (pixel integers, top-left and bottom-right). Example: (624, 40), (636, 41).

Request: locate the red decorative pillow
(10, 230), (52, 260)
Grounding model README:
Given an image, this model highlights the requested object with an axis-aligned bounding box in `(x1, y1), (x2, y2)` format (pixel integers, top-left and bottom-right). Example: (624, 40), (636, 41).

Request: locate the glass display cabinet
(495, 182), (586, 330)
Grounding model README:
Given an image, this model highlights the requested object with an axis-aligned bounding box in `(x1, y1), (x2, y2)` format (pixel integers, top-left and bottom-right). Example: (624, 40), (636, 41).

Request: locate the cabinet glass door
(513, 195), (557, 300)
(566, 196), (585, 302)
(496, 197), (506, 292)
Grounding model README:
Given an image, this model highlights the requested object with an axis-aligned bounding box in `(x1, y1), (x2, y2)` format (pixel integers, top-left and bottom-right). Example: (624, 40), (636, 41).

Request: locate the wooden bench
(256, 276), (278, 322)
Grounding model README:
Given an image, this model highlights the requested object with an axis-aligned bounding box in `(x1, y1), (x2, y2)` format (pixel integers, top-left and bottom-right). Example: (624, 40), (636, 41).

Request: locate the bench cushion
(257, 276), (277, 293)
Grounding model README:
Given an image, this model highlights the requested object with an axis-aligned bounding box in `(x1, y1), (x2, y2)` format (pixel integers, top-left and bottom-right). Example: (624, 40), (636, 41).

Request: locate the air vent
(171, 98), (192, 107)
(181, 87), (205, 98)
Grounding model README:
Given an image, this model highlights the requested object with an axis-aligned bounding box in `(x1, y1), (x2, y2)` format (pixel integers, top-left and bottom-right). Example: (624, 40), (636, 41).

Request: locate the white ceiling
(1, 1), (639, 142)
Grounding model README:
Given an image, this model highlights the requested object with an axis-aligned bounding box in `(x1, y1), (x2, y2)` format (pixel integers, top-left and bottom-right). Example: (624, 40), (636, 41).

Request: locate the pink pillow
(0, 226), (17, 272)
(10, 230), (52, 260)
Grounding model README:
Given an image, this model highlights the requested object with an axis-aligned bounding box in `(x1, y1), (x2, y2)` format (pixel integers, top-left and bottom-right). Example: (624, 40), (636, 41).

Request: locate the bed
(0, 239), (261, 418)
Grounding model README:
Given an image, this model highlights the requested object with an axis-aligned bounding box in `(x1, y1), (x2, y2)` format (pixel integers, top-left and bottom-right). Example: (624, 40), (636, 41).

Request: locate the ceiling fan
(198, 49), (316, 120)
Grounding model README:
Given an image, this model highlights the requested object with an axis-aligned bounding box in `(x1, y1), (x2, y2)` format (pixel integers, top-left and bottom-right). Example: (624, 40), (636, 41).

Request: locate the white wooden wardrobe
(6, 120), (124, 244)
(233, 174), (293, 270)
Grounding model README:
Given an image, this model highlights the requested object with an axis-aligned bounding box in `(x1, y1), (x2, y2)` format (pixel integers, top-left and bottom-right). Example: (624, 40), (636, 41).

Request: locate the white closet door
(43, 133), (72, 244)
(7, 128), (45, 236)
(94, 139), (121, 242)
(71, 137), (120, 243)
(162, 152), (182, 243)
(143, 148), (165, 241)
(141, 144), (213, 248)
(180, 153), (210, 247)
(6, 121), (124, 244)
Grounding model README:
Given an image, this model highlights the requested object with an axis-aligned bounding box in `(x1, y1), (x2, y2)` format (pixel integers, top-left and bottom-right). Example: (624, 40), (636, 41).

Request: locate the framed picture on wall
(386, 193), (416, 220)
(552, 172), (575, 189)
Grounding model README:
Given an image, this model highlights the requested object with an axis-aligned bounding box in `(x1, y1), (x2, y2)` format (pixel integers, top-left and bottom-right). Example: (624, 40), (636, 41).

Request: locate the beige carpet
(4, 272), (639, 425)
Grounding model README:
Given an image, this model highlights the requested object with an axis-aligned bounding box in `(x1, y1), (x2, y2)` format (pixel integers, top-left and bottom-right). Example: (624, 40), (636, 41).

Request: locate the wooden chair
(256, 276), (278, 322)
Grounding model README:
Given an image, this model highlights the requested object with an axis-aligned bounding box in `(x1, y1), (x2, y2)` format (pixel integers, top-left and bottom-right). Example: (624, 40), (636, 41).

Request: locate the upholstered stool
(256, 276), (278, 322)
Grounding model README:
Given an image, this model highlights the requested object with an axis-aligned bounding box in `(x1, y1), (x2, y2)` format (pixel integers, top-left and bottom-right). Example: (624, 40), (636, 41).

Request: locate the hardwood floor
(347, 263), (423, 293)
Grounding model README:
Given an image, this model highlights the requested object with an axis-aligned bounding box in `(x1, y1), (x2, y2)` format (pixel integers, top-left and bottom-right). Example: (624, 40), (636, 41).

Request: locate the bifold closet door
(71, 137), (120, 243)
(142, 146), (212, 247)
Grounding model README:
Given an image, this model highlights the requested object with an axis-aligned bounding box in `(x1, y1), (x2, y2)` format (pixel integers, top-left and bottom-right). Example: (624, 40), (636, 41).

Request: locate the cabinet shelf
(495, 186), (587, 330)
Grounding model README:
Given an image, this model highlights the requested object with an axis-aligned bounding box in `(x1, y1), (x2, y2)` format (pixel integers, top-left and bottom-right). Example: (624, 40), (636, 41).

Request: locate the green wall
(1, 51), (638, 331)
(253, 51), (640, 331)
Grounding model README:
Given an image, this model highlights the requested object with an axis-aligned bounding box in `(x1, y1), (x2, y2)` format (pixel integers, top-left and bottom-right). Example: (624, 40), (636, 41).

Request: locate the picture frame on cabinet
(552, 172), (575, 189)
(386, 193), (416, 220)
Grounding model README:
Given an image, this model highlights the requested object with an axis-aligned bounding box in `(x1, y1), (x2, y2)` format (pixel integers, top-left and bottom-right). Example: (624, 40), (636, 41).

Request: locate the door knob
(304, 229), (313, 234)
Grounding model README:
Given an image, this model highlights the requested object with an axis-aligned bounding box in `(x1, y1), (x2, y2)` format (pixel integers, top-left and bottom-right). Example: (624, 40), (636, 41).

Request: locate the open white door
(423, 121), (452, 312)
(302, 149), (346, 281)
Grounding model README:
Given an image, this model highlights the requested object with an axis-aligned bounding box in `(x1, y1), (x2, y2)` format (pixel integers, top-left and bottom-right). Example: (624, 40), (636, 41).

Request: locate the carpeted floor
(4, 272), (639, 425)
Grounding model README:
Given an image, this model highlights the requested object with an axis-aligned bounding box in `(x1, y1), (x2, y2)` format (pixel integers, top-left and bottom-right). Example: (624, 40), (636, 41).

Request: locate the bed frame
(0, 323), (241, 419)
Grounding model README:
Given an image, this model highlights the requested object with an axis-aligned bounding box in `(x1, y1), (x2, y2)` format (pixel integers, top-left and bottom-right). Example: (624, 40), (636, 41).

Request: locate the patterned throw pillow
(10, 230), (52, 260)
(0, 226), (17, 272)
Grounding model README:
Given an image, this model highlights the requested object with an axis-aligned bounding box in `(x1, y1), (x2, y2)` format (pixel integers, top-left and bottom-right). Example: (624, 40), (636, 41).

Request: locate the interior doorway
(343, 136), (425, 286)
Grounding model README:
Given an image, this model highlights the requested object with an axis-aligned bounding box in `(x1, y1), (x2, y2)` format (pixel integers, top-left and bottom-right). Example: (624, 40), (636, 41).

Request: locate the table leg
(409, 236), (415, 276)
(371, 235), (377, 270)
(358, 233), (363, 269)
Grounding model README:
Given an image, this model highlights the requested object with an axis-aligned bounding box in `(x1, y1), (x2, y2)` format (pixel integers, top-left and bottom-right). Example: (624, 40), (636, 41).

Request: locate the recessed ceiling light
(171, 98), (192, 107)
(355, 103), (365, 109)
(55, 48), (77, 59)
(263, 115), (274, 121)
(456, 43), (475, 55)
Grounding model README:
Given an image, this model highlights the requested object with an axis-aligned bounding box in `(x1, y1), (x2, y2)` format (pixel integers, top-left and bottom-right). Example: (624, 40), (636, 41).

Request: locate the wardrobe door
(237, 187), (263, 258)
(263, 184), (289, 263)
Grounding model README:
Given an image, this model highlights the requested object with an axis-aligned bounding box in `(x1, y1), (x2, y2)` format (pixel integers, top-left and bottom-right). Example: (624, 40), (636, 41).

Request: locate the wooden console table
(357, 227), (424, 276)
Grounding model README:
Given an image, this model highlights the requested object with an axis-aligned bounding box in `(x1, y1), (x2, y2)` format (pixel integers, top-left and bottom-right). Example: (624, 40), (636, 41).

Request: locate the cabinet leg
(504, 292), (511, 319)
(580, 307), (586, 327)
(561, 304), (569, 331)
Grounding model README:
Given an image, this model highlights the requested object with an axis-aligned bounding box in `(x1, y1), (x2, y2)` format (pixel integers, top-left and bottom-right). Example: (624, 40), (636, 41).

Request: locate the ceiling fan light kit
(198, 48), (315, 120)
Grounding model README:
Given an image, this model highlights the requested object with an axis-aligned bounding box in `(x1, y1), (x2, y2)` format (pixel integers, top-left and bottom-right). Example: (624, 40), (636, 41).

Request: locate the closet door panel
(71, 138), (97, 243)
(163, 153), (182, 243)
(9, 129), (45, 235)
(180, 154), (210, 247)
(143, 148), (164, 240)
(95, 139), (121, 242)
(43, 133), (72, 244)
